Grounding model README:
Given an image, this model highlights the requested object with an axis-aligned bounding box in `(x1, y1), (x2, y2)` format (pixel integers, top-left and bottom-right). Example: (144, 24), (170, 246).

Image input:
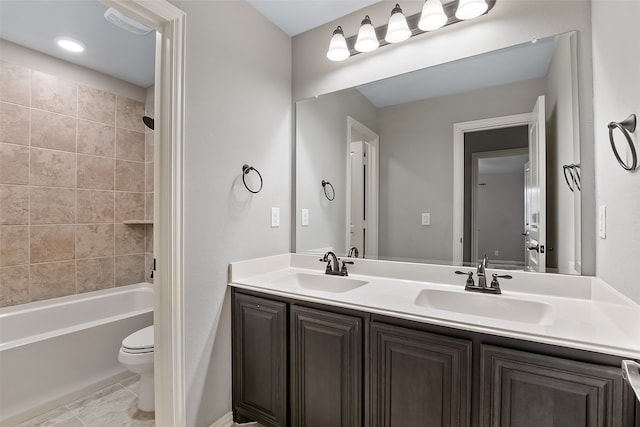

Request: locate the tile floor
(15, 376), (154, 427)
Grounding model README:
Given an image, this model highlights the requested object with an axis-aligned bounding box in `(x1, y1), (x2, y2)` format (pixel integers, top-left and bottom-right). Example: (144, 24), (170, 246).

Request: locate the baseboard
(209, 411), (234, 427)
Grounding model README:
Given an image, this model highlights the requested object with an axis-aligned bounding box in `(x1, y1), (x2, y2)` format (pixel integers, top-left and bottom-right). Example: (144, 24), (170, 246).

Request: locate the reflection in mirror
(296, 31), (581, 275)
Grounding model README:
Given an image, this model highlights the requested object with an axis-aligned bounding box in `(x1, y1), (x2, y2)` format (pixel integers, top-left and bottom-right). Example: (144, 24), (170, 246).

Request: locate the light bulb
(455, 0), (488, 20)
(326, 26), (350, 61)
(354, 15), (379, 53)
(418, 0), (447, 31)
(385, 4), (411, 44)
(55, 37), (85, 53)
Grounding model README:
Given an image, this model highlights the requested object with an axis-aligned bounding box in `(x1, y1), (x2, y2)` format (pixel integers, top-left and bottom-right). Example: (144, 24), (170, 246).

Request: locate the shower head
(142, 116), (154, 130)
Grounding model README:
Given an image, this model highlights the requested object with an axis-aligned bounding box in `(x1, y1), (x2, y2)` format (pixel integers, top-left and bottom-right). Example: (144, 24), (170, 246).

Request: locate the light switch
(421, 212), (431, 226)
(271, 207), (280, 228)
(301, 209), (309, 226)
(599, 205), (606, 239)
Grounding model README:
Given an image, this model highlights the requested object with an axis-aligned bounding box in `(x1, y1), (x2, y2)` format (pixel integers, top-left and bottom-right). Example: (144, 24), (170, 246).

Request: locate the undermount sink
(414, 289), (554, 325)
(271, 273), (368, 293)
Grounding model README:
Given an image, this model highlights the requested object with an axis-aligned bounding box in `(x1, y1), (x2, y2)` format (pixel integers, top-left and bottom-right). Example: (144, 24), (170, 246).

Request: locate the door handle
(622, 360), (640, 402)
(527, 244), (539, 252)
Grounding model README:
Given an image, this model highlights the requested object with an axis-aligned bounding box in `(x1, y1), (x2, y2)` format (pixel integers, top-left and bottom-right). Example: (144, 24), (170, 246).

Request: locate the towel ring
(563, 165), (575, 192)
(321, 180), (335, 201)
(242, 164), (263, 194)
(563, 164), (581, 192)
(608, 114), (637, 171)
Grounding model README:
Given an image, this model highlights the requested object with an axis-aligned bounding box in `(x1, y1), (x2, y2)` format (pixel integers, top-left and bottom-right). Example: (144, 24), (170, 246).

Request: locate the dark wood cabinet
(370, 322), (472, 427)
(232, 293), (287, 427)
(480, 345), (635, 427)
(290, 305), (363, 427)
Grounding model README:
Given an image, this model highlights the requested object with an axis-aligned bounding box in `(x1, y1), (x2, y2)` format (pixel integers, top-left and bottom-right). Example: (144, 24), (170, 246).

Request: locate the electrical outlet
(494, 250), (499, 256)
(271, 207), (280, 228)
(421, 212), (431, 226)
(301, 209), (309, 226)
(599, 205), (606, 239)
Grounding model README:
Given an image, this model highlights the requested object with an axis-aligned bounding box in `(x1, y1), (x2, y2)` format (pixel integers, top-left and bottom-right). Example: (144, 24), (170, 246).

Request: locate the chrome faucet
(477, 254), (488, 289)
(319, 251), (352, 276)
(454, 255), (511, 294)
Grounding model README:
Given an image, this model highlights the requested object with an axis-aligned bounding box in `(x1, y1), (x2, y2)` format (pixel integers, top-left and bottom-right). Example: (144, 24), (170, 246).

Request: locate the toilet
(118, 325), (154, 412)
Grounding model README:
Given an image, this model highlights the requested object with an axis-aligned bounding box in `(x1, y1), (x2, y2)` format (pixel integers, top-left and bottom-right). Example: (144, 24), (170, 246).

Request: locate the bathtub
(0, 283), (154, 425)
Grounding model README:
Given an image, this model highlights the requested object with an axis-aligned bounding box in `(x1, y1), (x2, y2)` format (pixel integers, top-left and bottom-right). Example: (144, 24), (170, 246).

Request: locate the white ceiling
(0, 0), (156, 88)
(356, 35), (558, 108)
(246, 0), (382, 36)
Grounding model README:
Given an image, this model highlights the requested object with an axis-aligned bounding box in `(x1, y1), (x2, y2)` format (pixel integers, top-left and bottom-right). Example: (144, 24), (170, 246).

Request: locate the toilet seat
(122, 325), (154, 354)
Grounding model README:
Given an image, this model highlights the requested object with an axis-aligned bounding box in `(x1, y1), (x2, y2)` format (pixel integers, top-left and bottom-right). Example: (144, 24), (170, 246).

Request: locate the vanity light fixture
(385, 4), (411, 43)
(55, 37), (85, 53)
(327, 0), (495, 61)
(355, 15), (379, 52)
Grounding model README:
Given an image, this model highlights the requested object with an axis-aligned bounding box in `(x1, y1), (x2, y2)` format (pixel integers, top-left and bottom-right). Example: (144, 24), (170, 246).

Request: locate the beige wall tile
(116, 128), (145, 161)
(78, 154), (114, 190)
(77, 190), (114, 223)
(115, 254), (144, 286)
(115, 160), (144, 192)
(30, 148), (76, 188)
(145, 162), (154, 192)
(115, 224), (145, 255)
(76, 224), (114, 258)
(30, 225), (75, 263)
(145, 224), (153, 253)
(29, 187), (75, 224)
(78, 85), (116, 125)
(30, 109), (76, 152)
(0, 102), (29, 145)
(0, 265), (30, 307)
(0, 185), (29, 225)
(30, 261), (76, 301)
(31, 70), (77, 116)
(145, 132), (154, 162)
(0, 61), (30, 106)
(145, 193), (154, 222)
(0, 225), (28, 267)
(116, 97), (145, 132)
(145, 253), (153, 284)
(115, 192), (144, 222)
(77, 257), (114, 293)
(0, 143), (29, 184)
(77, 120), (115, 157)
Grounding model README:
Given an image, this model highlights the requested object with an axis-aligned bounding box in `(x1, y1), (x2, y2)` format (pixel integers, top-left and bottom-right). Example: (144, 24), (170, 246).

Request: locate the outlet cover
(271, 207), (280, 228)
(599, 205), (606, 239)
(421, 212), (431, 226)
(301, 209), (309, 226)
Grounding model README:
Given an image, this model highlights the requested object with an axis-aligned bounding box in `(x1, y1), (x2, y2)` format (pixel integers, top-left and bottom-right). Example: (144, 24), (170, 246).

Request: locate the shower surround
(0, 59), (153, 307)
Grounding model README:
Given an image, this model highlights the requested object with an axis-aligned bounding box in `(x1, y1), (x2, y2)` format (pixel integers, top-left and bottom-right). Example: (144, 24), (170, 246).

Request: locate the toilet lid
(122, 325), (154, 353)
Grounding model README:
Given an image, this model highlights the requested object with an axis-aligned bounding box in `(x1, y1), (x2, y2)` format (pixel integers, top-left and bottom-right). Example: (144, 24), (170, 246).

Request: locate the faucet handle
(340, 260), (354, 275)
(455, 270), (475, 287)
(489, 273), (511, 293)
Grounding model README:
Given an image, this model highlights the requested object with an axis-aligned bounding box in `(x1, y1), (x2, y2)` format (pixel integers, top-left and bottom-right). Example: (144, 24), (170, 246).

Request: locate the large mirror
(295, 31), (582, 275)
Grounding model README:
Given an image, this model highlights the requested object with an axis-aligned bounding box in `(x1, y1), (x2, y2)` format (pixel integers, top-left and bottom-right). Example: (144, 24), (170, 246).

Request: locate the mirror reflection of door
(350, 141), (365, 256)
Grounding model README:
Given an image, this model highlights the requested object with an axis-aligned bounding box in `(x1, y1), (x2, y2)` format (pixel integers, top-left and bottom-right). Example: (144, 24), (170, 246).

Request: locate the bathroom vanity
(229, 254), (640, 427)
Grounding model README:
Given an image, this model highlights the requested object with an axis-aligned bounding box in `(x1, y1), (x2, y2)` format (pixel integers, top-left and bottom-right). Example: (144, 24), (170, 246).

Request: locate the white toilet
(118, 325), (155, 412)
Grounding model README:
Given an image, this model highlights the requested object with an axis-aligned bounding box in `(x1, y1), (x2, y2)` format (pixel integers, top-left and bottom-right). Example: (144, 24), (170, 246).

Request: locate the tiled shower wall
(0, 60), (153, 308)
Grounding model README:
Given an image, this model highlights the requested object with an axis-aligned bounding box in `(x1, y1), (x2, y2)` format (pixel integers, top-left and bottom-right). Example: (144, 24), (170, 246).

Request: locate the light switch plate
(421, 212), (431, 226)
(271, 207), (280, 228)
(301, 209), (309, 226)
(599, 205), (606, 239)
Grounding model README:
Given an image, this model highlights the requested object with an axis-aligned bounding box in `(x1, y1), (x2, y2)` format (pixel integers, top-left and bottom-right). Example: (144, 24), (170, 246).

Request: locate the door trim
(102, 1), (186, 425)
(452, 113), (531, 264)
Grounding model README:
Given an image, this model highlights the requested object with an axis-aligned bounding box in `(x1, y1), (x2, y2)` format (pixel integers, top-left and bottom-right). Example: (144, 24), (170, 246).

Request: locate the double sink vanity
(229, 253), (640, 426)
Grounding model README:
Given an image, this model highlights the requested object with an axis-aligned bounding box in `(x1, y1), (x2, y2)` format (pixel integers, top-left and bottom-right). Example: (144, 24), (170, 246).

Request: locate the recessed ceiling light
(55, 37), (85, 53)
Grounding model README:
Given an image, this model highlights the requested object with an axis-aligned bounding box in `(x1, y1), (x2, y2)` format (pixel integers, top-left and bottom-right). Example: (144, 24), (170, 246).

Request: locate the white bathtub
(0, 283), (154, 425)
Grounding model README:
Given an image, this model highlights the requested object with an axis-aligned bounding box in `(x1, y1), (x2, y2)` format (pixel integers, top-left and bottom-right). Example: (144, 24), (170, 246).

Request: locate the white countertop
(229, 253), (640, 359)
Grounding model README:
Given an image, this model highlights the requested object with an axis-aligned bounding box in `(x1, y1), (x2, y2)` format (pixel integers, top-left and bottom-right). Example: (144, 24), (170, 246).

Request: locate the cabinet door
(370, 322), (472, 427)
(232, 293), (287, 427)
(291, 305), (362, 427)
(480, 344), (633, 427)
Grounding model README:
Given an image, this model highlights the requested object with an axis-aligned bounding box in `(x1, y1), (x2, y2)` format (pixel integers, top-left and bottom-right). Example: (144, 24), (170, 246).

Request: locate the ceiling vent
(104, 8), (153, 36)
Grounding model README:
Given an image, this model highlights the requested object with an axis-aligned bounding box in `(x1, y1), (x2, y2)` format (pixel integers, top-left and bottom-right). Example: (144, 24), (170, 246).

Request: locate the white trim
(346, 117), (379, 258)
(101, 1), (186, 426)
(209, 411), (234, 427)
(452, 113), (531, 264)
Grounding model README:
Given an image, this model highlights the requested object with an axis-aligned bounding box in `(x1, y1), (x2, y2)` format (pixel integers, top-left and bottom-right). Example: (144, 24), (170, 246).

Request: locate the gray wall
(377, 79), (544, 262)
(173, 1), (292, 425)
(296, 89), (377, 255)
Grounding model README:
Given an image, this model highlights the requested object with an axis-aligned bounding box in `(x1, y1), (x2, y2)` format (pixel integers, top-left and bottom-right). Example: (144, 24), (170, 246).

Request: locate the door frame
(102, 1), (186, 425)
(452, 113), (531, 264)
(346, 116), (379, 258)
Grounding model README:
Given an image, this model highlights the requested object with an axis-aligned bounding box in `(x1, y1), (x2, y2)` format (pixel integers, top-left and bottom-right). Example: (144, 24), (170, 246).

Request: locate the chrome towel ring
(321, 180), (335, 201)
(562, 164), (581, 192)
(242, 164), (263, 193)
(608, 114), (637, 171)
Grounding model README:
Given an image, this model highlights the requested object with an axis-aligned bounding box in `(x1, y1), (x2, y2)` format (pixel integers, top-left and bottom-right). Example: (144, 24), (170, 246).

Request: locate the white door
(350, 141), (365, 255)
(524, 95), (546, 272)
